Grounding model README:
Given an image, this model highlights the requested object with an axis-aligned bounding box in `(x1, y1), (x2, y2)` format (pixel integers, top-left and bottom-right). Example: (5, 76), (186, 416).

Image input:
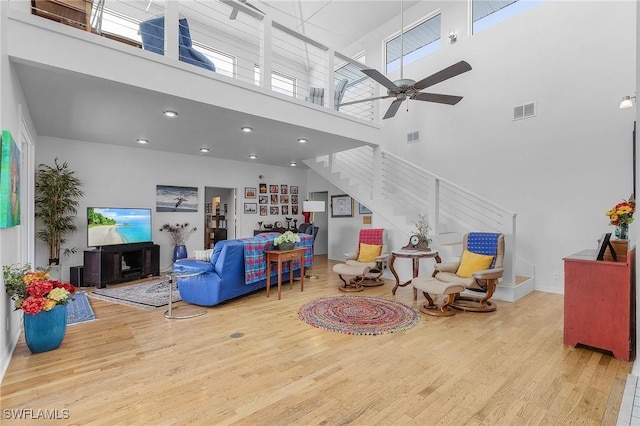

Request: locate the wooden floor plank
(0, 256), (632, 425)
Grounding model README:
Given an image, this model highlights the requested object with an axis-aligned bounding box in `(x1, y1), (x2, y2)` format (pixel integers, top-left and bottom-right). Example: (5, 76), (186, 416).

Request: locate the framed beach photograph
(244, 203), (257, 214)
(259, 183), (267, 194)
(260, 205), (268, 216)
(259, 195), (268, 204)
(245, 187), (256, 198)
(156, 185), (198, 212)
(331, 194), (353, 217)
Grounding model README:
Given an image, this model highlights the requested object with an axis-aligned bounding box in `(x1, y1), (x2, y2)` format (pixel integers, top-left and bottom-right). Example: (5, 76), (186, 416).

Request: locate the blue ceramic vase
(23, 305), (67, 353)
(173, 245), (188, 262)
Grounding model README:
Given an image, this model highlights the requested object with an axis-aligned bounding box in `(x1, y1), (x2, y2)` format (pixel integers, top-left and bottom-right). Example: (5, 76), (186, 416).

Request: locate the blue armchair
(139, 17), (216, 72)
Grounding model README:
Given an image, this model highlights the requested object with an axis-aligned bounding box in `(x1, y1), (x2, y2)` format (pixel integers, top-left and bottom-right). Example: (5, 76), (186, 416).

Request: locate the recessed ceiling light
(199, 147), (210, 153)
(248, 154), (258, 159)
(297, 138), (308, 143)
(289, 162), (297, 167)
(136, 138), (149, 144)
(241, 126), (253, 133)
(163, 110), (178, 118)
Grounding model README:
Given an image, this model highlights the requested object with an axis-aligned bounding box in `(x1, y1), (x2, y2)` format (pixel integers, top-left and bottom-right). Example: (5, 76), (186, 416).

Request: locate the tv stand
(84, 243), (160, 288)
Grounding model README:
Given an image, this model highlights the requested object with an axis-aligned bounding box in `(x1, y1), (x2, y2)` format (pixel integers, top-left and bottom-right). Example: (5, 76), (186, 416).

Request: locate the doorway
(204, 187), (236, 248)
(308, 191), (328, 255)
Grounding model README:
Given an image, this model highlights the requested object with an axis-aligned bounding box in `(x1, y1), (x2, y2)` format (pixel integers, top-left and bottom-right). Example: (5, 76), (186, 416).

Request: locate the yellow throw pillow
(456, 250), (494, 278)
(358, 243), (382, 262)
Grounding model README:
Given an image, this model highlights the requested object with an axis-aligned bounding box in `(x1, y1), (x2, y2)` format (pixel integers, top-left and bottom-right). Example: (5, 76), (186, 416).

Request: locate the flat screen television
(87, 207), (152, 248)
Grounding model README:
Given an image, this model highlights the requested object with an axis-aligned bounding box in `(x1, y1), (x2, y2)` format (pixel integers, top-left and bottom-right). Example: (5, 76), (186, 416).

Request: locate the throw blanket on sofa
(243, 233), (314, 285)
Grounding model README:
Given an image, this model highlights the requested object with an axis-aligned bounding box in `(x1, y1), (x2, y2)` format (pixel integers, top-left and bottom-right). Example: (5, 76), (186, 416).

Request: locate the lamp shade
(303, 200), (325, 213)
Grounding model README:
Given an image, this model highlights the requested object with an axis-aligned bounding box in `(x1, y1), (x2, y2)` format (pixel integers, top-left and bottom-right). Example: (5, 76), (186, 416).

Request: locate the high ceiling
(13, 0), (421, 168)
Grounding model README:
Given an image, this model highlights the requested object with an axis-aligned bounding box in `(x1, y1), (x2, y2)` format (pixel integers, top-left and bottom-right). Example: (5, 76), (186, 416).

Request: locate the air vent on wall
(513, 102), (536, 120)
(407, 130), (420, 144)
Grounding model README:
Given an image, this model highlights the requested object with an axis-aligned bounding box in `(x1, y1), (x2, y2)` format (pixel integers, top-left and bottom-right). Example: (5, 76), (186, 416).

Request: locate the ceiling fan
(340, 2), (472, 119)
(224, 0), (266, 20)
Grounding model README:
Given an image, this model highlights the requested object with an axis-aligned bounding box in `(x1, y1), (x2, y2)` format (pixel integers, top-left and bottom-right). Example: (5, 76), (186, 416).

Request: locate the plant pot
(23, 305), (67, 353)
(278, 242), (295, 251)
(173, 245), (188, 262)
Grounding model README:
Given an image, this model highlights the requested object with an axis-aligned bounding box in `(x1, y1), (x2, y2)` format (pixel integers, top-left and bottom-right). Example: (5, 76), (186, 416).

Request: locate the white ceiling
(13, 0), (419, 168)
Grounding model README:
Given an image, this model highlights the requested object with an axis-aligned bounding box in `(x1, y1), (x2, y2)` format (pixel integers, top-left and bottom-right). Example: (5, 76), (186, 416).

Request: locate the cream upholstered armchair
(342, 228), (389, 286)
(429, 232), (505, 312)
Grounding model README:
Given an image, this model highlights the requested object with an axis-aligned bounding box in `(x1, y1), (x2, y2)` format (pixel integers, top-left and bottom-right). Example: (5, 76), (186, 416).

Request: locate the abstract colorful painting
(0, 130), (21, 228)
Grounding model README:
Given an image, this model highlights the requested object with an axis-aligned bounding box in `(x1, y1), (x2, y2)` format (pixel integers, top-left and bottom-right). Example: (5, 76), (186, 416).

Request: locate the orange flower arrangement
(2, 264), (75, 315)
(606, 196), (635, 226)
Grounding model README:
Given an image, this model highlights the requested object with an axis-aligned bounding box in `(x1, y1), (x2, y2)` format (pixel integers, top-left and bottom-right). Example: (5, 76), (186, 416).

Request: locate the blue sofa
(174, 233), (313, 306)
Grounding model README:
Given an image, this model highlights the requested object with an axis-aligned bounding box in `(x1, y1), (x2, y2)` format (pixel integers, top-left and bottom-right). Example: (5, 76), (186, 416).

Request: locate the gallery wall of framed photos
(244, 183), (299, 217)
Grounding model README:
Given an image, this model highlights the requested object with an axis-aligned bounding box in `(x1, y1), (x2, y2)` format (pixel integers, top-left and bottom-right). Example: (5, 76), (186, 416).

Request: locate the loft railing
(19, 0), (375, 121)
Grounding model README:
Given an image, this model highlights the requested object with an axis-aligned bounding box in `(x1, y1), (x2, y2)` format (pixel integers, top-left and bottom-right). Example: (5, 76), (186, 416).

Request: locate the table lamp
(302, 200), (325, 279)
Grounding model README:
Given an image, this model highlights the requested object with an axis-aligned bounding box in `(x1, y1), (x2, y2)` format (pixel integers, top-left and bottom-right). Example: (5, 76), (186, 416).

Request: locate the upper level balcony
(4, 0), (381, 167)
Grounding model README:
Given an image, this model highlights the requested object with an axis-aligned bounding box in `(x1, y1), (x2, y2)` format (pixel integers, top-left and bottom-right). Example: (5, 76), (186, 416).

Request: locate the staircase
(304, 146), (535, 302)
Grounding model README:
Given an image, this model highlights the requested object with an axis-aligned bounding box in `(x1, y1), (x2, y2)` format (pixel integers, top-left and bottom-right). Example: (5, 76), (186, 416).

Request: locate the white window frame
(192, 41), (236, 78)
(471, 0), (546, 35)
(254, 65), (297, 98)
(384, 11), (441, 75)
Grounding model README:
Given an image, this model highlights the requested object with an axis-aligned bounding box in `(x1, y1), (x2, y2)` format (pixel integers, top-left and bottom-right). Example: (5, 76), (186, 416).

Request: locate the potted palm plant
(34, 158), (84, 266)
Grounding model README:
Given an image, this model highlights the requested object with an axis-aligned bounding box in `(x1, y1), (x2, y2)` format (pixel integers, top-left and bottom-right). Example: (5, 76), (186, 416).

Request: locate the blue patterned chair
(139, 17), (216, 72)
(414, 232), (504, 313)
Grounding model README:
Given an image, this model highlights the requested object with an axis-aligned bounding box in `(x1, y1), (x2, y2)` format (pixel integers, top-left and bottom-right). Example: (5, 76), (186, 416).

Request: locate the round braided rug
(297, 295), (421, 335)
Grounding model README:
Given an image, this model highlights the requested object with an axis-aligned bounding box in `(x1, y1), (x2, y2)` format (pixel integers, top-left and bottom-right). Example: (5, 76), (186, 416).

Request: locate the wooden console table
(563, 247), (636, 361)
(265, 248), (305, 300)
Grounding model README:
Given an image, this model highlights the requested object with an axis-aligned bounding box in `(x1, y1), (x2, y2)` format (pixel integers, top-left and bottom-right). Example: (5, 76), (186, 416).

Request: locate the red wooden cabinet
(563, 247), (636, 361)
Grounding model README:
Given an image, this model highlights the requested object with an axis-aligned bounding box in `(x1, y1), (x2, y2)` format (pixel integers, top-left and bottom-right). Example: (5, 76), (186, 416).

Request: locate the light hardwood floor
(1, 256), (631, 425)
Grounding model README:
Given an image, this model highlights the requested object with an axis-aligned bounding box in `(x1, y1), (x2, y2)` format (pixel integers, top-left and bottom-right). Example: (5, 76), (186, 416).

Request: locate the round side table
(389, 249), (441, 295)
(162, 268), (207, 319)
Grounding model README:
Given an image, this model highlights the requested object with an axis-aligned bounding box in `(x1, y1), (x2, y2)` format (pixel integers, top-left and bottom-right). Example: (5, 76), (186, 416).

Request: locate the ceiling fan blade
(413, 61), (472, 91)
(383, 99), (404, 119)
(339, 95), (390, 107)
(412, 92), (464, 105)
(229, 8), (239, 19)
(245, 1), (266, 15)
(362, 69), (399, 90)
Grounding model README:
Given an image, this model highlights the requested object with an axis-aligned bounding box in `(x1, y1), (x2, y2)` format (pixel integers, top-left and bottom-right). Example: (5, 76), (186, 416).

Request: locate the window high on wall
(386, 14), (441, 74)
(473, 0), (545, 34)
(254, 66), (297, 98)
(193, 42), (235, 78)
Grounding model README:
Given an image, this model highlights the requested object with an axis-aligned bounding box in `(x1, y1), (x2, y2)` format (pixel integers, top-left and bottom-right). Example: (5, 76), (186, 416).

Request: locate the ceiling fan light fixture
(620, 95), (636, 109)
(163, 110), (178, 118)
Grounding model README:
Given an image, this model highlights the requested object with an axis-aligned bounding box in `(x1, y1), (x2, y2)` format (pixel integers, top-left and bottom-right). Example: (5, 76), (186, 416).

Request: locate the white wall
(35, 137), (308, 275)
(342, 0), (637, 294)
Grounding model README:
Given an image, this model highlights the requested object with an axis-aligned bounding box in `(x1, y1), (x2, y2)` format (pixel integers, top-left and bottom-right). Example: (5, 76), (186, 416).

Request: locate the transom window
(385, 14), (441, 74)
(473, 0), (545, 34)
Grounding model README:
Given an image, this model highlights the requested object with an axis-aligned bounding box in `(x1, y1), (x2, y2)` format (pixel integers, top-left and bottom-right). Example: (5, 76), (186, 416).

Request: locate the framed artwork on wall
(156, 185), (198, 212)
(259, 195), (268, 204)
(280, 195), (289, 204)
(292, 205), (299, 214)
(282, 205), (289, 215)
(359, 203), (372, 214)
(260, 205), (268, 216)
(0, 130), (21, 228)
(245, 187), (256, 198)
(331, 194), (353, 217)
(270, 194), (278, 204)
(259, 183), (267, 194)
(280, 185), (288, 194)
(290, 186), (298, 194)
(244, 203), (257, 214)
(270, 206), (279, 215)
(291, 195), (298, 204)
(270, 185), (278, 193)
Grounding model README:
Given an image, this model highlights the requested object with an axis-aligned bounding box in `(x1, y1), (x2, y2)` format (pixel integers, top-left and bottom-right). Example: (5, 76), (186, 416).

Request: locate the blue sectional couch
(174, 232), (314, 306)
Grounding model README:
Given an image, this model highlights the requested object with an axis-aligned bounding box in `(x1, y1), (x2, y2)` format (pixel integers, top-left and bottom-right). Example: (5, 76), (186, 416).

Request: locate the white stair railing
(308, 146), (520, 286)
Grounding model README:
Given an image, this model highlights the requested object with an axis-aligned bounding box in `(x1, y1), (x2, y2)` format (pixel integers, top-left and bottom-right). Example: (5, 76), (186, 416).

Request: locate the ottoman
(333, 264), (370, 292)
(412, 276), (465, 317)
